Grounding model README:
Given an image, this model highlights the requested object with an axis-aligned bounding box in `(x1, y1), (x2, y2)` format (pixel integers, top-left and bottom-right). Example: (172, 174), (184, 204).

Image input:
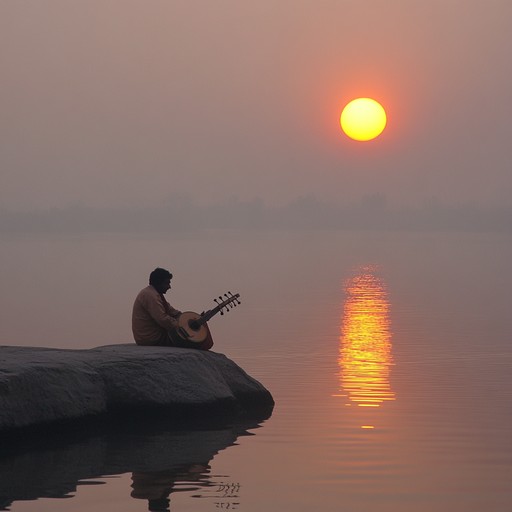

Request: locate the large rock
(0, 344), (274, 433)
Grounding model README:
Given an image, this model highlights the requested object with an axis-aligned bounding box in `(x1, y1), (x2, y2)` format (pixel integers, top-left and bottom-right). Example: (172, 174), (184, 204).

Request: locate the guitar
(175, 292), (241, 343)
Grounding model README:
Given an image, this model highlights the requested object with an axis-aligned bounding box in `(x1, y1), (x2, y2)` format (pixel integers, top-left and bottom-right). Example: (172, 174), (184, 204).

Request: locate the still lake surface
(1, 229), (511, 511)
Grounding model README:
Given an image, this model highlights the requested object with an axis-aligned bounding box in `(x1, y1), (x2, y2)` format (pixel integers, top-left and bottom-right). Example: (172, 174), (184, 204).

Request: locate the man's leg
(166, 326), (213, 351)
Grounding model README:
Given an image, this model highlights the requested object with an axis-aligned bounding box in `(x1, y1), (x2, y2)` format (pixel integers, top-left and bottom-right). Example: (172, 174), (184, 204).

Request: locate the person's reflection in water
(148, 497), (170, 512)
(131, 463), (210, 511)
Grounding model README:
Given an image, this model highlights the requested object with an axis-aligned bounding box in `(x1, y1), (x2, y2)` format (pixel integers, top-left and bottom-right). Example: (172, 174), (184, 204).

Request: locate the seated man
(132, 267), (213, 350)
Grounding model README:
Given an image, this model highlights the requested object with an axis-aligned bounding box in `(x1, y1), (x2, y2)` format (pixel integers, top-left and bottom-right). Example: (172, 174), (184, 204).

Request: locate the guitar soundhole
(188, 320), (201, 331)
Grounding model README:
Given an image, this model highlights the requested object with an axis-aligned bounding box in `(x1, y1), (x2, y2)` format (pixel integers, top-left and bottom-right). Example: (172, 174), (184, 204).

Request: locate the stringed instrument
(175, 291), (241, 343)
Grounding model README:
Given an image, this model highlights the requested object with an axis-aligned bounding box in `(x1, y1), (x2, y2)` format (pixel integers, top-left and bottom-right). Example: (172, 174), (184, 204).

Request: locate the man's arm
(143, 295), (180, 331)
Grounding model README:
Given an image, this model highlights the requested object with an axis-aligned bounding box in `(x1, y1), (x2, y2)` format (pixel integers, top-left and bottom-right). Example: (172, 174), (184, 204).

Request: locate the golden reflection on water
(336, 266), (395, 423)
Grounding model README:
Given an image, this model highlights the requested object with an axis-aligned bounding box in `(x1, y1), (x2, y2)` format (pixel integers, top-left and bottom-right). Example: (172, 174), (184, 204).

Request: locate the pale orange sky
(1, 0), (511, 211)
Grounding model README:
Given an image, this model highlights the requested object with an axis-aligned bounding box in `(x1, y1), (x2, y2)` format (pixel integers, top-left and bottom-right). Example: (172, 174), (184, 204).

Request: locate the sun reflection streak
(338, 266), (395, 414)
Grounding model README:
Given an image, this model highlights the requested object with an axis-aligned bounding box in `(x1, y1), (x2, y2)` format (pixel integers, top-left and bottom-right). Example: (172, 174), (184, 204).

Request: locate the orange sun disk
(340, 98), (387, 141)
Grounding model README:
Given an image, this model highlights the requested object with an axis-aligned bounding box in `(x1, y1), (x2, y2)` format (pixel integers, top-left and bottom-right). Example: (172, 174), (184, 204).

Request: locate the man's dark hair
(149, 267), (173, 286)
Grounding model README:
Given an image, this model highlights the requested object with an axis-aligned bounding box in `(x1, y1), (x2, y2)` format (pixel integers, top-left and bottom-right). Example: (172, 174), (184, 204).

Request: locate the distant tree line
(0, 196), (510, 233)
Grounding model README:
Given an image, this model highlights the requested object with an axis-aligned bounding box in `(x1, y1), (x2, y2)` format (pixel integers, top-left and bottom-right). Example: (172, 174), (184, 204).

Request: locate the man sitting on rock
(132, 267), (213, 350)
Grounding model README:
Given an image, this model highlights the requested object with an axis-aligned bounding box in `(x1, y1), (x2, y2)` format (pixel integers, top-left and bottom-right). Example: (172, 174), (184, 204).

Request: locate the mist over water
(2, 198), (511, 234)
(1, 228), (511, 511)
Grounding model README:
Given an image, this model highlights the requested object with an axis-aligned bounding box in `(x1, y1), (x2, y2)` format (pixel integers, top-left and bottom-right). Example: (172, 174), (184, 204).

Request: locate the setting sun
(340, 98), (387, 141)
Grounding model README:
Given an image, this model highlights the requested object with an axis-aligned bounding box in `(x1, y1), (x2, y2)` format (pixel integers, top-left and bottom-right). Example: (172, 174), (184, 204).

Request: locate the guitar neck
(196, 293), (240, 326)
(199, 307), (221, 324)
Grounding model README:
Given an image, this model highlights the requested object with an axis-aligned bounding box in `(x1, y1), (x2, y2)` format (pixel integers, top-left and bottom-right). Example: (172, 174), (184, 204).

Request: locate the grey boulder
(0, 344), (274, 432)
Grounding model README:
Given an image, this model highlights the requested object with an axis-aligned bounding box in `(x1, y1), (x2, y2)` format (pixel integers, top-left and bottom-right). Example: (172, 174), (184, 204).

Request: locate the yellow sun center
(340, 98), (387, 141)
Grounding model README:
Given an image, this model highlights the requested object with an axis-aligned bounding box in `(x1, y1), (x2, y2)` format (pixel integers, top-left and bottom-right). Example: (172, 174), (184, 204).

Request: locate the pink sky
(1, 0), (511, 211)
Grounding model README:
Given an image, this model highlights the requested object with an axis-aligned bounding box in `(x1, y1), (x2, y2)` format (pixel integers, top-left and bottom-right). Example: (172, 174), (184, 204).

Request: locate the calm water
(1, 229), (511, 511)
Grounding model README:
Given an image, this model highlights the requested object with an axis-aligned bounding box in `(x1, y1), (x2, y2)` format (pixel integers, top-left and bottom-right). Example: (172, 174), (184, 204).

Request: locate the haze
(1, 0), (511, 228)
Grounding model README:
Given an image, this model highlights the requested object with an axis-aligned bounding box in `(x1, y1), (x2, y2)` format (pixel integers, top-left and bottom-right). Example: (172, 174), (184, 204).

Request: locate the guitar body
(170, 292), (239, 351)
(171, 311), (214, 350)
(177, 311), (208, 343)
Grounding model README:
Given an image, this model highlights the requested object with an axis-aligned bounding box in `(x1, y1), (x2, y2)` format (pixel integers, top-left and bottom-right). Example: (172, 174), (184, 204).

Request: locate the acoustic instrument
(175, 292), (241, 343)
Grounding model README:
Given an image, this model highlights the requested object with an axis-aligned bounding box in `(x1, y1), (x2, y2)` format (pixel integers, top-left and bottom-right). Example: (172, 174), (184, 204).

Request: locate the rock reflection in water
(337, 266), (395, 425)
(0, 416), (264, 511)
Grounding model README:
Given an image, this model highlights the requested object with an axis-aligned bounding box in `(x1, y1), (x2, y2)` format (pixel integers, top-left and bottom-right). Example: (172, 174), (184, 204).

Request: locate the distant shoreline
(1, 200), (511, 234)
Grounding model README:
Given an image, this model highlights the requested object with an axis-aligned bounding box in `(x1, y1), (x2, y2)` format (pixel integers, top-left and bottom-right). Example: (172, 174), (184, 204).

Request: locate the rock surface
(0, 344), (274, 432)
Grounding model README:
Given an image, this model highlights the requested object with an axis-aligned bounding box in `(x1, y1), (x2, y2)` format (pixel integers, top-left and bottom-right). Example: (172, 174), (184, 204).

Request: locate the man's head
(149, 267), (173, 294)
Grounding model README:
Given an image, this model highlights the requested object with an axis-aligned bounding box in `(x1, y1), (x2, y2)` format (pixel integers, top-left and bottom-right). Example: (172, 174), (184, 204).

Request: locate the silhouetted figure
(132, 267), (213, 350)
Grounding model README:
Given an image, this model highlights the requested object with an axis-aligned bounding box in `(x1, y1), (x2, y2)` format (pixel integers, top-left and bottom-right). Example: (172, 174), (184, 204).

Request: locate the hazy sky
(2, 0), (511, 211)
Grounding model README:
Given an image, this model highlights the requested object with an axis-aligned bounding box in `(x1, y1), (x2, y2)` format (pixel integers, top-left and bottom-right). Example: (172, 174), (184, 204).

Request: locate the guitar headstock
(214, 291), (241, 315)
